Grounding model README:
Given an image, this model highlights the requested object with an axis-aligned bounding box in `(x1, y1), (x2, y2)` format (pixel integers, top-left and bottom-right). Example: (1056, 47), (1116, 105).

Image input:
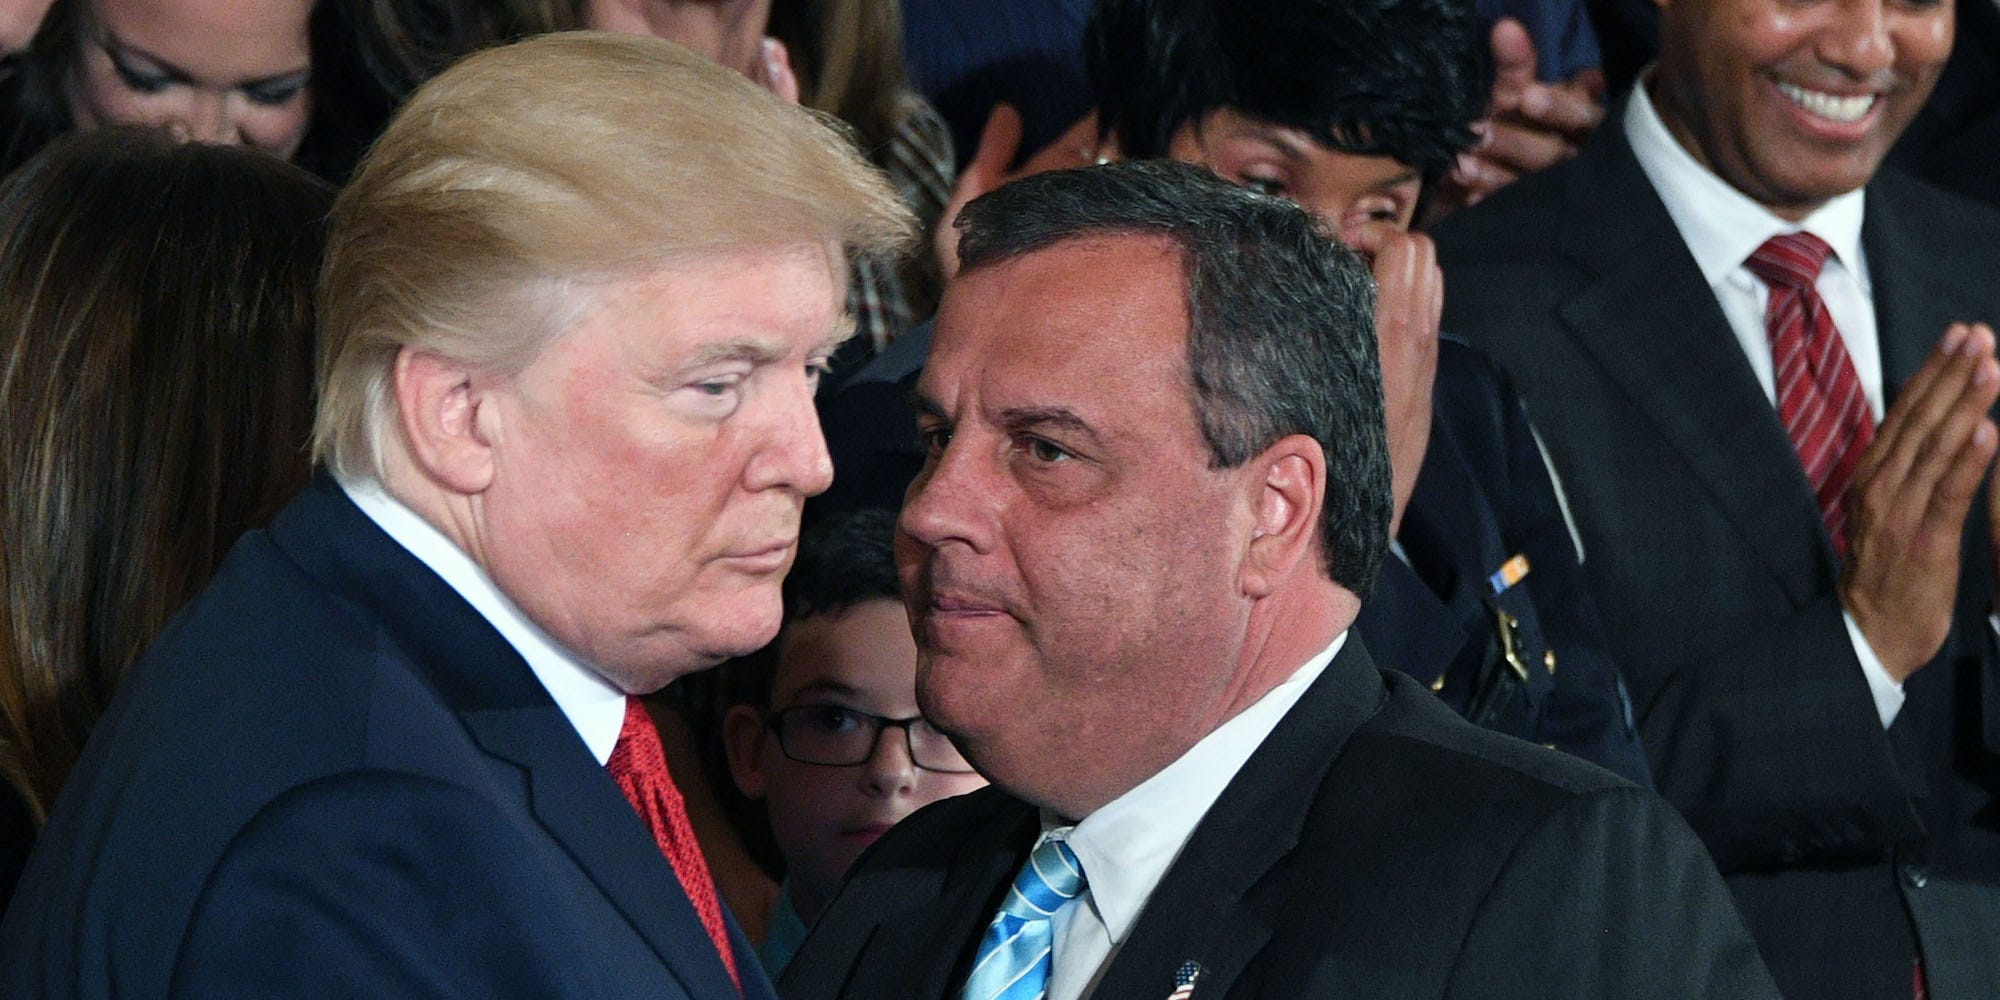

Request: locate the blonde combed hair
(313, 30), (915, 479)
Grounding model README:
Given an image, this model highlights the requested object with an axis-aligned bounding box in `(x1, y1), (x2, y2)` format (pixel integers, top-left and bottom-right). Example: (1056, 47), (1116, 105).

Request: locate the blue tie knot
(963, 836), (1088, 1000)
(1001, 838), (1085, 919)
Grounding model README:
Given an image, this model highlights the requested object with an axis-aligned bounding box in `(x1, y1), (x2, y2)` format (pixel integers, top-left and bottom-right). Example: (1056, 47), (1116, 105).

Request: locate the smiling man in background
(1435, 0), (2000, 992)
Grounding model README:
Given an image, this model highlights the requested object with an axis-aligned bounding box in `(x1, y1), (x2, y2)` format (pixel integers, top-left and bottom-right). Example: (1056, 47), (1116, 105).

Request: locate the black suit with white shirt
(1434, 98), (2000, 999)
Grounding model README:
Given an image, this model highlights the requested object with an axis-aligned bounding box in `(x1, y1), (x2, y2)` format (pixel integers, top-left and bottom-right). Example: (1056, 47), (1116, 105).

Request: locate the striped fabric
(961, 836), (1087, 1000)
(1746, 232), (1876, 557)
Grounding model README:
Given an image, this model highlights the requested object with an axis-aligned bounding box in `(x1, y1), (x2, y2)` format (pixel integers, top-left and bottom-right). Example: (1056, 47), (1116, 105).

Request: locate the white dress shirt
(1042, 633), (1346, 1000)
(341, 476), (629, 763)
(1625, 83), (1904, 727)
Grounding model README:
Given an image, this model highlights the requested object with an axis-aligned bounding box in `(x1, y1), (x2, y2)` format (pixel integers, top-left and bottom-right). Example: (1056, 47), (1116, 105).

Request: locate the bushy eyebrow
(996, 406), (1100, 447)
(679, 323), (849, 371)
(906, 394), (1101, 444)
(682, 338), (789, 368)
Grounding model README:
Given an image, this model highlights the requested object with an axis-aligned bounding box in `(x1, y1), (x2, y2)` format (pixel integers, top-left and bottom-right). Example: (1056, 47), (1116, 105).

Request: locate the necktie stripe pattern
(962, 837), (1086, 1000)
(1744, 232), (1876, 557)
(607, 696), (742, 993)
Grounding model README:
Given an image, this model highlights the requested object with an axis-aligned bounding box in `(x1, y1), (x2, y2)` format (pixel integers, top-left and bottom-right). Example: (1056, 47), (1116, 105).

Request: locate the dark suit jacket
(1360, 338), (1650, 785)
(812, 327), (1650, 784)
(1434, 116), (2000, 999)
(0, 476), (772, 999)
(779, 637), (1776, 999)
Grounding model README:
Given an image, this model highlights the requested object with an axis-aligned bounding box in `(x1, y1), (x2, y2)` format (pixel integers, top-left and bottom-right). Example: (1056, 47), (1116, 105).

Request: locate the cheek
(766, 765), (862, 852)
(72, 64), (151, 126)
(237, 97), (313, 155)
(914, 770), (988, 806)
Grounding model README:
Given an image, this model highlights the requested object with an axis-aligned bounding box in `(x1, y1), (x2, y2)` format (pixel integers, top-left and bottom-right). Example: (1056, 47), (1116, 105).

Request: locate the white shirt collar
(1049, 632), (1346, 943)
(339, 476), (628, 764)
(1625, 74), (1868, 293)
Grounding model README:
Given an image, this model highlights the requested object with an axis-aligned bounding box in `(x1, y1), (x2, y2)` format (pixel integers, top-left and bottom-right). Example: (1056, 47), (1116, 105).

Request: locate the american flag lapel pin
(1166, 960), (1203, 999)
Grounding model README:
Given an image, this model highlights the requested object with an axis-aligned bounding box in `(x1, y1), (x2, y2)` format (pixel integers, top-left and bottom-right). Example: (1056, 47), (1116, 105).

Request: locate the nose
(173, 92), (239, 146)
(897, 431), (992, 555)
(745, 374), (834, 496)
(1818, 0), (1896, 79)
(859, 724), (917, 797)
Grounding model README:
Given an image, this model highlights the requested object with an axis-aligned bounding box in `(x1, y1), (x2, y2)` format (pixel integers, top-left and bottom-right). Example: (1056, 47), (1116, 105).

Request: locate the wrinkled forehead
(933, 234), (1190, 374)
(923, 235), (1199, 436)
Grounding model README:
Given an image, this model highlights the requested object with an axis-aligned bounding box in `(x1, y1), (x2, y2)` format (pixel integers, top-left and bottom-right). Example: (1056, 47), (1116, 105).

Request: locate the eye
(687, 370), (748, 398)
(1350, 193), (1409, 226)
(805, 356), (834, 387)
(794, 704), (865, 735)
(109, 58), (172, 95)
(1239, 173), (1286, 198)
(917, 423), (953, 456)
(1024, 437), (1071, 464)
(241, 79), (307, 106)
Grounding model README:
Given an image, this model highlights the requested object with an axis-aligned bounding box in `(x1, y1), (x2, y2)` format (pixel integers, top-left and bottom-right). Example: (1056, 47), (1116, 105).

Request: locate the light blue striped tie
(961, 836), (1087, 1000)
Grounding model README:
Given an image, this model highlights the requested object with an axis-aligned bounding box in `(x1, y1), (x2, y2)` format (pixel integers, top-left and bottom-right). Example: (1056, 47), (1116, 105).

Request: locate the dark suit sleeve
(1444, 785), (1779, 999)
(1492, 375), (1652, 788)
(169, 773), (653, 999)
(1637, 598), (1927, 871)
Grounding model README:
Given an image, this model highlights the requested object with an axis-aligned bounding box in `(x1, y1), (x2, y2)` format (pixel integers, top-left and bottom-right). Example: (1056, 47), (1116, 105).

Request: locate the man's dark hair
(955, 160), (1391, 598)
(725, 506), (905, 707)
(1084, 0), (1489, 182)
(782, 508), (903, 622)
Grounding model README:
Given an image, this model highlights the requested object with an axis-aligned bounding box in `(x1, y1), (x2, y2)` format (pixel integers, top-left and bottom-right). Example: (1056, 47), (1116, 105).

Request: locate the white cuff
(1843, 610), (1904, 728)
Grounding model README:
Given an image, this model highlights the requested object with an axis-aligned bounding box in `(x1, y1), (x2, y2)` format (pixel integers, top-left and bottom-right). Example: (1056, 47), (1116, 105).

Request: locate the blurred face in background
(1168, 108), (1424, 240)
(1, 0), (56, 62)
(585, 0), (774, 80)
(68, 0), (314, 157)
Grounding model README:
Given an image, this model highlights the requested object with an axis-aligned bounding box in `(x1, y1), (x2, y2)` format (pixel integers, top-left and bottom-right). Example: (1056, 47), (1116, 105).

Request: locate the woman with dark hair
(0, 0), (316, 178)
(299, 0), (578, 183)
(0, 128), (329, 899)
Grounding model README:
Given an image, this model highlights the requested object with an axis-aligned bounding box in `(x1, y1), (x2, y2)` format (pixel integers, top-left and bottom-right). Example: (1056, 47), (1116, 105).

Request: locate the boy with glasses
(721, 509), (987, 976)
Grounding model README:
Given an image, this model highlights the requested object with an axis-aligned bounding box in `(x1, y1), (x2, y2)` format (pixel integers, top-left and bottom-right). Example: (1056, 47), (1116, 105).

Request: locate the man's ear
(1241, 434), (1327, 598)
(722, 704), (771, 800)
(393, 347), (496, 496)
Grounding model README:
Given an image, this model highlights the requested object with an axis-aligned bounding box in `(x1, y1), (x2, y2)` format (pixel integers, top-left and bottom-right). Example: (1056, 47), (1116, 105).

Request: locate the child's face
(726, 598), (988, 921)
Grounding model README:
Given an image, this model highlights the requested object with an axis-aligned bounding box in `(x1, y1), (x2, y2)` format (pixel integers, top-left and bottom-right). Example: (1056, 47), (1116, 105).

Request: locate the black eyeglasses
(767, 705), (976, 774)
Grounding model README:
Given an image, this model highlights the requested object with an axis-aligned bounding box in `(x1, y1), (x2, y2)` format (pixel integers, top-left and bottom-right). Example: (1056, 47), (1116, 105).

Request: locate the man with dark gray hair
(1, 31), (908, 998)
(779, 161), (1778, 999)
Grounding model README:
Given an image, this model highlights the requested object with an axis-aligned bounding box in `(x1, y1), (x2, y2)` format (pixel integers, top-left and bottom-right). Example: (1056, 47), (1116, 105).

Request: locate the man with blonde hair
(0, 31), (909, 999)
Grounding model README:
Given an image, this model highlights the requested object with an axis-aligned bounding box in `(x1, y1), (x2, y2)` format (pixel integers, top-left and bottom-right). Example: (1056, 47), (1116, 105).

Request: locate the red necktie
(1745, 232), (1876, 557)
(606, 696), (741, 992)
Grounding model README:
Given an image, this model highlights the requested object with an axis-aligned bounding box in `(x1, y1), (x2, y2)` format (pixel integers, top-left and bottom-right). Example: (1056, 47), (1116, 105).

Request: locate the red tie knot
(1746, 231), (1834, 291)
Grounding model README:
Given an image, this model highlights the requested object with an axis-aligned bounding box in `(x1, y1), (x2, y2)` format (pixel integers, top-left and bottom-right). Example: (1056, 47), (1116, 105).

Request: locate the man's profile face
(1651, 0), (1952, 218)
(896, 234), (1261, 817)
(1167, 107), (1423, 238)
(476, 243), (843, 692)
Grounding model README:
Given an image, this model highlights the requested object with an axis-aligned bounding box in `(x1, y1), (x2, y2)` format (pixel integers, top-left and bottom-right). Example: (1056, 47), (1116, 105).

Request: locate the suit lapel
(462, 706), (743, 999)
(271, 477), (739, 998)
(1865, 174), (1978, 398)
(1089, 638), (1389, 998)
(1551, 127), (1834, 604)
(839, 804), (1040, 1000)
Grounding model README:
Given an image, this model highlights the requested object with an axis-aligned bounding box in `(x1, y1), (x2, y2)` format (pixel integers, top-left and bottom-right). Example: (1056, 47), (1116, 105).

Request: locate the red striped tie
(1745, 233), (1875, 557)
(606, 696), (742, 993)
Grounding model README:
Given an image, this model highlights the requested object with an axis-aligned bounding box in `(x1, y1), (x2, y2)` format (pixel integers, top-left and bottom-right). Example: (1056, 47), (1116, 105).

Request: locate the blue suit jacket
(815, 328), (1650, 784)
(1358, 338), (1650, 785)
(0, 476), (772, 999)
